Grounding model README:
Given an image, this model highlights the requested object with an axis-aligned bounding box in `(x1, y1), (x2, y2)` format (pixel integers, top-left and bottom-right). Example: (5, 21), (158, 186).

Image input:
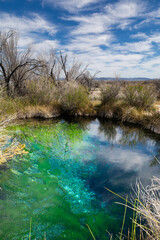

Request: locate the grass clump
(123, 84), (157, 110)
(0, 78), (61, 120)
(26, 77), (59, 106)
(100, 84), (120, 105)
(0, 94), (28, 117)
(60, 81), (94, 116)
(134, 177), (160, 240)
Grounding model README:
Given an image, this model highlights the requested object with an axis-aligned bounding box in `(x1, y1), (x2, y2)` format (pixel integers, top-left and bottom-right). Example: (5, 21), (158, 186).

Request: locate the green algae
(0, 121), (118, 239)
(0, 119), (159, 239)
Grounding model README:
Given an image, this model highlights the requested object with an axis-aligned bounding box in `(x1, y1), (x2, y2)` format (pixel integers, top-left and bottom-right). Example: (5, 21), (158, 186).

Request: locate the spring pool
(0, 118), (160, 239)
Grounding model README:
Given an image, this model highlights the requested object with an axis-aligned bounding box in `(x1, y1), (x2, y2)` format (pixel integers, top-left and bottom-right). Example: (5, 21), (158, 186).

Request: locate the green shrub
(100, 84), (120, 105)
(123, 83), (157, 110)
(60, 81), (90, 114)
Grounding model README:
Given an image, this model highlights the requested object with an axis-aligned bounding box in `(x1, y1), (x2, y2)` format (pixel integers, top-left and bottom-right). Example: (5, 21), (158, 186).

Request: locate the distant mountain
(95, 77), (153, 81)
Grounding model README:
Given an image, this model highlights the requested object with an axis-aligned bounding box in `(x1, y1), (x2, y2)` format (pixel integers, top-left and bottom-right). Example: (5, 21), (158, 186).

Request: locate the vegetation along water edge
(0, 31), (160, 134)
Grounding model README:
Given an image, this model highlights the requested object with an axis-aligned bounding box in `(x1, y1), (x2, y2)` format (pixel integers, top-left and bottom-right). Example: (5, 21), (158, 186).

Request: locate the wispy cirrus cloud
(1, 0), (160, 78)
(112, 41), (152, 53)
(131, 32), (148, 39)
(59, 0), (160, 78)
(104, 0), (146, 19)
(67, 33), (113, 52)
(66, 0), (146, 36)
(33, 40), (59, 52)
(42, 0), (99, 13)
(0, 12), (58, 49)
(0, 12), (57, 35)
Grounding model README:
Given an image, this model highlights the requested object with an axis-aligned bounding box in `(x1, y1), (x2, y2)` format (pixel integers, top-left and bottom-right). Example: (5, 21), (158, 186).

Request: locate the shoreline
(9, 108), (160, 136)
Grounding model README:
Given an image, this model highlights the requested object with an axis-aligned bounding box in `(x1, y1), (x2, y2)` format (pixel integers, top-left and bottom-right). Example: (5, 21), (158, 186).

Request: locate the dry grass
(154, 101), (160, 112)
(98, 101), (142, 120)
(131, 177), (160, 240)
(0, 77), (61, 120)
(17, 104), (61, 119)
(0, 96), (61, 120)
(98, 100), (160, 134)
(91, 100), (101, 107)
(0, 117), (28, 164)
(25, 77), (59, 105)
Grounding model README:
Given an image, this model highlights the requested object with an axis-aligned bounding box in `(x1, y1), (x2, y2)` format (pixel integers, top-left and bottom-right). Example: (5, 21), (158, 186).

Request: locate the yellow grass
(17, 104), (61, 119)
(0, 120), (28, 164)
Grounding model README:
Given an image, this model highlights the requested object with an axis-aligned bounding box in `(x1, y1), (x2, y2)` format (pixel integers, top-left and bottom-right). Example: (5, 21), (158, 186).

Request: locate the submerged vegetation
(0, 119), (159, 239)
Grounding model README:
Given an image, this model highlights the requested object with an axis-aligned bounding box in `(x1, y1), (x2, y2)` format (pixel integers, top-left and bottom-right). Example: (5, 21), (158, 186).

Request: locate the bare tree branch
(0, 30), (42, 96)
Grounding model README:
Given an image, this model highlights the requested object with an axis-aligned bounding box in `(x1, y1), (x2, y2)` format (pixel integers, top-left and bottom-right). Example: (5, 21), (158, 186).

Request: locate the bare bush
(26, 77), (59, 105)
(133, 177), (160, 240)
(123, 84), (157, 110)
(78, 71), (100, 91)
(100, 84), (120, 105)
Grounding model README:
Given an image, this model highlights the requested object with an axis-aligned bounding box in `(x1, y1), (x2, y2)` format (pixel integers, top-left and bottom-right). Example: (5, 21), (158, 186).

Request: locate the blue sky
(0, 0), (160, 78)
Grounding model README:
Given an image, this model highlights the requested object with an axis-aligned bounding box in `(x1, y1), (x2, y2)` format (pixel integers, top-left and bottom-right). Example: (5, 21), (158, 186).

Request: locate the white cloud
(63, 42), (146, 77)
(62, 0), (160, 78)
(0, 12), (59, 53)
(67, 0), (146, 36)
(66, 33), (113, 52)
(113, 40), (152, 53)
(63, 36), (160, 78)
(0, 12), (57, 36)
(146, 7), (160, 18)
(99, 147), (151, 171)
(72, 20), (105, 35)
(134, 7), (160, 29)
(33, 40), (59, 52)
(42, 0), (99, 13)
(104, 0), (146, 19)
(1, 1), (160, 78)
(88, 121), (154, 171)
(18, 36), (34, 48)
(149, 33), (160, 43)
(140, 56), (160, 70)
(131, 32), (148, 39)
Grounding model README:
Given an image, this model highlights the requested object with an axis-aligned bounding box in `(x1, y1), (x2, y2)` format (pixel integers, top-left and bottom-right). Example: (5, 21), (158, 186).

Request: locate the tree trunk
(6, 80), (10, 96)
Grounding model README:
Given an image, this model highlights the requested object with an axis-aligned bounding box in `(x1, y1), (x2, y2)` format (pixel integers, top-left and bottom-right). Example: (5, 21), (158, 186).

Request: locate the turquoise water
(0, 118), (160, 239)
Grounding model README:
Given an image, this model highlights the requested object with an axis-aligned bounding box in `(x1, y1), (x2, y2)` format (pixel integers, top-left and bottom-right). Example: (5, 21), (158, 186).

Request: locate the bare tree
(59, 52), (69, 81)
(58, 52), (100, 91)
(0, 30), (42, 96)
(58, 52), (89, 81)
(77, 71), (100, 91)
(37, 51), (62, 86)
